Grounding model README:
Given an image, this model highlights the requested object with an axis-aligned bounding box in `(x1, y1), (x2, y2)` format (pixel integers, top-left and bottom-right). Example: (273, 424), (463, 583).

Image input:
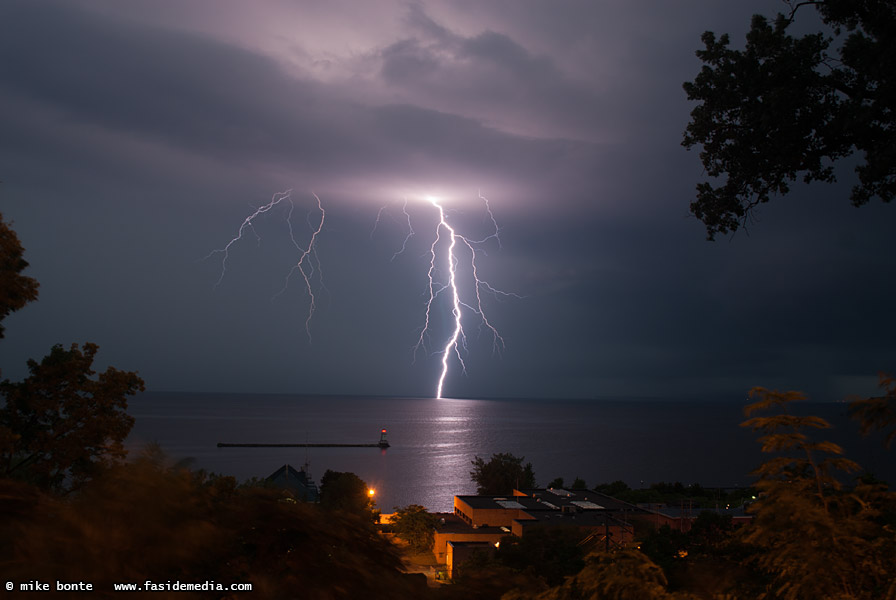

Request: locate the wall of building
(433, 530), (504, 563)
(454, 497), (534, 528)
(446, 542), (496, 578)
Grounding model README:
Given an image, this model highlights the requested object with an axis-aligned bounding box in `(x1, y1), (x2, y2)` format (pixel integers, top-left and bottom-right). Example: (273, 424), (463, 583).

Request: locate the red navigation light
(381, 429), (387, 433)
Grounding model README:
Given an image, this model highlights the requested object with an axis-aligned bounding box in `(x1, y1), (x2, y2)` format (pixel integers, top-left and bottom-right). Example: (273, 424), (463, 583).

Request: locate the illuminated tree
(391, 504), (439, 553)
(739, 387), (896, 600)
(0, 212), (39, 338)
(682, 1), (895, 239)
(0, 343), (144, 493)
(470, 452), (536, 495)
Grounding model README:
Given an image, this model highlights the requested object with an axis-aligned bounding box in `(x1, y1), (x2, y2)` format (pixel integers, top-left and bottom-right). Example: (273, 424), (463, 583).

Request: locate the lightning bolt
(204, 189), (326, 341)
(378, 192), (519, 399)
(209, 189), (516, 398)
(371, 197), (415, 262)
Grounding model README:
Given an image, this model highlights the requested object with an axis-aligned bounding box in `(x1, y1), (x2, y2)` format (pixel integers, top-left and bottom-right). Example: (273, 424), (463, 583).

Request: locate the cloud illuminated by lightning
(204, 189), (326, 341)
(376, 192), (520, 398)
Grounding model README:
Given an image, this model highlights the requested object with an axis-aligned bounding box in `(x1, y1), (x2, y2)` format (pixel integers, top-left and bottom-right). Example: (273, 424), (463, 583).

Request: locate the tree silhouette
(535, 549), (689, 600)
(319, 470), (378, 522)
(0, 212), (38, 338)
(470, 452), (536, 495)
(682, 1), (895, 239)
(0, 343), (144, 493)
(849, 373), (896, 448)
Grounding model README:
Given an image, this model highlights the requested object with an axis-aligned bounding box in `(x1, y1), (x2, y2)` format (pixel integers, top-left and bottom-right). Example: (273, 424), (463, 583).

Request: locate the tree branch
(784, 1), (827, 25)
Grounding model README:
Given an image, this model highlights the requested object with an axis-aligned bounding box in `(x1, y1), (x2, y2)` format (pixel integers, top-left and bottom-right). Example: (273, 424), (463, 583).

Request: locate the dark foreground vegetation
(1, 449), (428, 599)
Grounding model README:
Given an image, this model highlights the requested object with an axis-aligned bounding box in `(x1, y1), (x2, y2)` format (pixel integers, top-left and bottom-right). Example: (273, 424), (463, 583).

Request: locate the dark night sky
(1, 0), (893, 400)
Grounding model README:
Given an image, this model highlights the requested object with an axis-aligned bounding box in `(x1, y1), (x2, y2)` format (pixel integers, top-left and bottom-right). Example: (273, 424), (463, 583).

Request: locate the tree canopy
(0, 212), (39, 339)
(682, 0), (895, 239)
(319, 469), (378, 522)
(849, 372), (896, 448)
(391, 504), (440, 553)
(0, 215), (145, 494)
(470, 452), (536, 495)
(0, 343), (145, 493)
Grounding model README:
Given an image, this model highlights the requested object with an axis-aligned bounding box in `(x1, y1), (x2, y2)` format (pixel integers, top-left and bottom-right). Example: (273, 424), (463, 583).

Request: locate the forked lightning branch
(206, 191), (518, 398)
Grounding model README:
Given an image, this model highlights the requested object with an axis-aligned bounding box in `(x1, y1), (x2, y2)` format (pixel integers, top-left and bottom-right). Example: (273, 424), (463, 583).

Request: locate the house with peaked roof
(266, 464), (319, 502)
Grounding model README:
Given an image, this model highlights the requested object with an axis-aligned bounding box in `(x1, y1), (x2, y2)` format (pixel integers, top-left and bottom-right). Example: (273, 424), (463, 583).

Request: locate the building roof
(447, 540), (497, 548)
(515, 488), (648, 514)
(518, 510), (616, 528)
(266, 464), (319, 501)
(456, 495), (540, 511)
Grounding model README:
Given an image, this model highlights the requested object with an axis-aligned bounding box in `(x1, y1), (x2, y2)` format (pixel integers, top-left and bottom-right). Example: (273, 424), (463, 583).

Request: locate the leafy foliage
(441, 563), (544, 600)
(849, 372), (896, 448)
(739, 387), (896, 600)
(470, 452), (536, 495)
(319, 469), (378, 522)
(593, 479), (753, 510)
(0, 343), (144, 493)
(682, 1), (895, 239)
(592, 480), (631, 497)
(496, 528), (586, 586)
(0, 212), (39, 339)
(392, 504), (440, 553)
(0, 451), (425, 599)
(533, 550), (694, 600)
(639, 525), (690, 575)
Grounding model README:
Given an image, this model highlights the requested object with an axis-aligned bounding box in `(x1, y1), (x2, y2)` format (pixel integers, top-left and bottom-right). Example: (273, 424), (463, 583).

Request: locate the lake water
(126, 392), (894, 513)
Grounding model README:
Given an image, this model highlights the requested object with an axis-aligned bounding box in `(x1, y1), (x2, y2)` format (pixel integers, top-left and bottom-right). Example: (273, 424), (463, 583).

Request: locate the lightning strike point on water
(204, 190), (326, 341)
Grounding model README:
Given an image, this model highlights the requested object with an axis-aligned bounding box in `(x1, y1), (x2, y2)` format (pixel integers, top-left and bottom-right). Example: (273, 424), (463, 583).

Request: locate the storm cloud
(0, 0), (893, 401)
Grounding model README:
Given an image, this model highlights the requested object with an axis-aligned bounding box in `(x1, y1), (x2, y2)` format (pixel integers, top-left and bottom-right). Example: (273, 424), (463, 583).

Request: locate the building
(434, 488), (645, 575)
(635, 503), (752, 532)
(446, 541), (496, 579)
(266, 464), (319, 501)
(432, 512), (506, 564)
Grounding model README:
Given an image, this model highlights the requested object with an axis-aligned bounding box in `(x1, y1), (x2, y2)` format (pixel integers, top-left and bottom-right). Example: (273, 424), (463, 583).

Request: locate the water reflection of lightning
(377, 192), (519, 399)
(205, 190), (326, 341)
